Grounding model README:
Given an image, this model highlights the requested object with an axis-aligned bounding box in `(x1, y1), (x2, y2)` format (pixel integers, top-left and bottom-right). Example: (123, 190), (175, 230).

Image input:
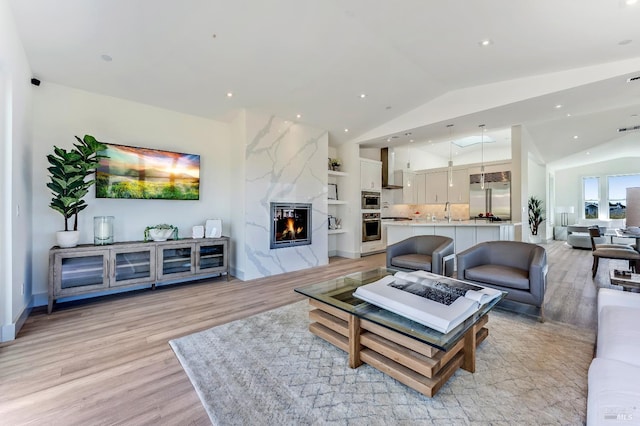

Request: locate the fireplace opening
(270, 202), (312, 249)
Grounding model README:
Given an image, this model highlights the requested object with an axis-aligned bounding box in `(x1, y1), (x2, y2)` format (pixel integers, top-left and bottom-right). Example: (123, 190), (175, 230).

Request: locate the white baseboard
(1, 299), (34, 342)
(329, 250), (359, 259)
(1, 323), (15, 342)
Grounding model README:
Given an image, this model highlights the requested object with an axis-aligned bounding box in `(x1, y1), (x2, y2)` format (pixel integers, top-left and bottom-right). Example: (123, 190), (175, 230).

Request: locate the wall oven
(362, 212), (382, 242)
(361, 191), (381, 210)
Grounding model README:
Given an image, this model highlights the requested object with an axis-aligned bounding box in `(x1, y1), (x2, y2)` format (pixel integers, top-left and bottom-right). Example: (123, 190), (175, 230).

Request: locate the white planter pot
(529, 234), (542, 244)
(56, 230), (80, 248)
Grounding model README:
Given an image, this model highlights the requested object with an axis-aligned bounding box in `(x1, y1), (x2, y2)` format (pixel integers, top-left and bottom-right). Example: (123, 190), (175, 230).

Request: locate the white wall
(555, 157), (640, 223)
(0, 0), (34, 341)
(31, 83), (232, 304)
(511, 125), (526, 241)
(229, 110), (247, 278)
(528, 156), (547, 238)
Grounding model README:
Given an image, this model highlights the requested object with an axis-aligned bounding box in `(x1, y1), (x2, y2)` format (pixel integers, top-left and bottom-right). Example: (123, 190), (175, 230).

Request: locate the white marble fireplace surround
(235, 112), (329, 281)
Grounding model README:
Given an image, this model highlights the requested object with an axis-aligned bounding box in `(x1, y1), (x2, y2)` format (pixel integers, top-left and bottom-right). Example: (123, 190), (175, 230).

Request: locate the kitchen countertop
(383, 219), (521, 227)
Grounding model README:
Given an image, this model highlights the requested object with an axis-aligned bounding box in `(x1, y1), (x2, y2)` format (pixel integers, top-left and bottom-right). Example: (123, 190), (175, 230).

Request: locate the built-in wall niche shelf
(328, 170), (348, 177)
(328, 229), (347, 235)
(328, 200), (347, 205)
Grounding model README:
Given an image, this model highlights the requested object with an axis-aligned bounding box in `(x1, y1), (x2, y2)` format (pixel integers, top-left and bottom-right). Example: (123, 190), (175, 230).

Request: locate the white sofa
(567, 225), (606, 249)
(587, 288), (640, 425)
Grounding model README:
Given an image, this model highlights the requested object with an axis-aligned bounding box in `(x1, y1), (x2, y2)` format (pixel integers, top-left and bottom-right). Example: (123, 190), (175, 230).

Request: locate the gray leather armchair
(386, 235), (455, 276)
(456, 241), (548, 318)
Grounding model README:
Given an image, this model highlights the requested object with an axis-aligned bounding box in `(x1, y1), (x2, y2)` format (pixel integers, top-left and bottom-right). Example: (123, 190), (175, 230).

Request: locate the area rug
(169, 301), (595, 425)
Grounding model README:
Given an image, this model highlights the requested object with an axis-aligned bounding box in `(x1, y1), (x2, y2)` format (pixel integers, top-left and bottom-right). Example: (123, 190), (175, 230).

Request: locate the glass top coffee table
(294, 267), (505, 397)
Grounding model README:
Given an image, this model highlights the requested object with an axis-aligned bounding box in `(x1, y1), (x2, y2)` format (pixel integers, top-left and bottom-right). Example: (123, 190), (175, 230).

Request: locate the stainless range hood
(381, 147), (403, 189)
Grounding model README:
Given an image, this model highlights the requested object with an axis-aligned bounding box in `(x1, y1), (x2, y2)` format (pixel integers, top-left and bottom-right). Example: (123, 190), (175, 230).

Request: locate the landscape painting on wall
(96, 144), (200, 200)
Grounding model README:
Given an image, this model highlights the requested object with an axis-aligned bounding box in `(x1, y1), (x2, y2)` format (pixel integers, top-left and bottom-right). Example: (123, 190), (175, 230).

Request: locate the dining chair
(588, 225), (635, 250)
(589, 226), (640, 277)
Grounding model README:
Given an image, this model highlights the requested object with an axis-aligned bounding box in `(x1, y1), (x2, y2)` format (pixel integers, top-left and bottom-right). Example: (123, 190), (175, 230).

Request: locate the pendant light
(479, 124), (486, 190)
(447, 124), (454, 187)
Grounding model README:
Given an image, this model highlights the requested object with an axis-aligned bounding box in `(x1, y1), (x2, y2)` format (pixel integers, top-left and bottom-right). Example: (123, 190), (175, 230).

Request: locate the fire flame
(281, 218), (298, 239)
(278, 217), (304, 241)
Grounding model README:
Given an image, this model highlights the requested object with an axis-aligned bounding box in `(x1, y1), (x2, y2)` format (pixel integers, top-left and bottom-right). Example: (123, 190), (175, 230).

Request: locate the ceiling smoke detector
(617, 125), (640, 132)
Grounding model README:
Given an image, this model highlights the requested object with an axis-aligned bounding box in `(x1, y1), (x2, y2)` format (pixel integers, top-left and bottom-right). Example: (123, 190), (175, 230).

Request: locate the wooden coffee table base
(308, 299), (489, 397)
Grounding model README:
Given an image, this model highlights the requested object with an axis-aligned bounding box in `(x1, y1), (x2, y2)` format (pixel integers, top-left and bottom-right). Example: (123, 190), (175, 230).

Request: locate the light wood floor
(0, 241), (620, 424)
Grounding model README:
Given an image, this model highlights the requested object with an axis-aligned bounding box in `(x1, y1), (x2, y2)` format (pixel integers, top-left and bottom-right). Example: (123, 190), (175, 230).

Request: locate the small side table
(553, 226), (567, 241)
(610, 269), (640, 292)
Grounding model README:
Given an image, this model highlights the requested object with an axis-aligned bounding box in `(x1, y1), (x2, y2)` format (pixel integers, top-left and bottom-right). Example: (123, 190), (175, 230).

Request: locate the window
(583, 177), (599, 219)
(607, 174), (640, 219)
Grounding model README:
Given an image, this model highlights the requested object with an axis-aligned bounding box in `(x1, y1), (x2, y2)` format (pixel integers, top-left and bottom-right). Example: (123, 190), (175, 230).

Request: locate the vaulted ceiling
(9, 0), (640, 168)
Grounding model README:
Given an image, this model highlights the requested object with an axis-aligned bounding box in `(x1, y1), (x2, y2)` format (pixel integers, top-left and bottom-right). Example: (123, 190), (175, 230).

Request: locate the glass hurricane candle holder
(94, 216), (114, 245)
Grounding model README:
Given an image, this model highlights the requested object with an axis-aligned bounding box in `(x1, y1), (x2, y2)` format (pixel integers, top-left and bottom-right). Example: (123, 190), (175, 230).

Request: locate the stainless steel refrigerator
(469, 171), (511, 219)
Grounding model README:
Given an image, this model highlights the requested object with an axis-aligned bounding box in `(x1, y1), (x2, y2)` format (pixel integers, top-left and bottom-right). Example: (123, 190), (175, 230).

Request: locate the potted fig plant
(528, 196), (546, 242)
(47, 135), (107, 247)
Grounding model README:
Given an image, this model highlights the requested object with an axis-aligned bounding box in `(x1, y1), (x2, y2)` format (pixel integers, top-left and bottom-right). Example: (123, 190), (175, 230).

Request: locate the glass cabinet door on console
(52, 250), (109, 296)
(195, 241), (227, 275)
(110, 246), (156, 287)
(157, 243), (195, 280)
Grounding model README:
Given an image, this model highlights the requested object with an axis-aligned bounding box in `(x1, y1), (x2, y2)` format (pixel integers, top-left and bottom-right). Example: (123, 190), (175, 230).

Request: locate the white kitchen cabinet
(402, 171), (416, 204)
(449, 168), (469, 204)
(360, 159), (382, 191)
(424, 171), (448, 203)
(415, 173), (426, 204)
(454, 226), (476, 253)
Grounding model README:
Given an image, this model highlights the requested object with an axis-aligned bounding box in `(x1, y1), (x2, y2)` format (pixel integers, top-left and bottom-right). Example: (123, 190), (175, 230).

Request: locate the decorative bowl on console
(144, 224), (178, 241)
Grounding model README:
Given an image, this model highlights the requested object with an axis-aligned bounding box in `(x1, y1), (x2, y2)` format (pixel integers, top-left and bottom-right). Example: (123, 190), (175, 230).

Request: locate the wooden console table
(48, 237), (229, 313)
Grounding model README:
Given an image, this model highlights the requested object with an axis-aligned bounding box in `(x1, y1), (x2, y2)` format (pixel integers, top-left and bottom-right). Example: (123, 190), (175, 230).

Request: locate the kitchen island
(385, 220), (520, 253)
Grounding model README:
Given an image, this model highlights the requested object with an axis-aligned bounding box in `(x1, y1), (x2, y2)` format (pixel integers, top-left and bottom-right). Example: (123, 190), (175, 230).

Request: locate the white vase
(56, 230), (80, 248)
(148, 228), (174, 241)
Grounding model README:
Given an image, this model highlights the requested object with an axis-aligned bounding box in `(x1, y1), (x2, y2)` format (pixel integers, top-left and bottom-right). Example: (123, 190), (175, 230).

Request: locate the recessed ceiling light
(566, 113), (572, 117)
(344, 128), (349, 133)
(586, 151), (591, 155)
(296, 114), (302, 119)
(404, 132), (412, 136)
(626, 0), (637, 5)
(101, 54), (112, 62)
(360, 93), (366, 99)
(573, 135), (579, 139)
(555, 104), (563, 109)
(479, 39), (493, 47)
(409, 139), (414, 143)
(385, 106), (392, 110)
(226, 92), (233, 98)
(387, 138), (392, 142)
